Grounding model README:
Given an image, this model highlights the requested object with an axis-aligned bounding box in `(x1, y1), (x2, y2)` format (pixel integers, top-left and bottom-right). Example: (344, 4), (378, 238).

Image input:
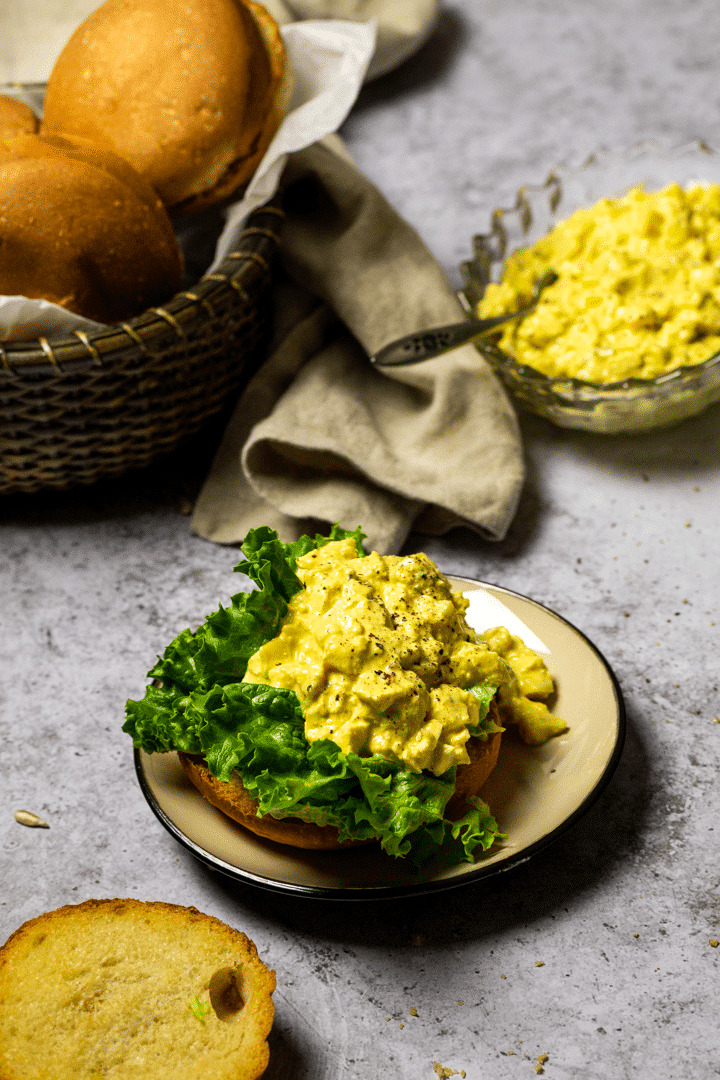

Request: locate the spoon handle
(369, 270), (557, 368)
(369, 312), (526, 367)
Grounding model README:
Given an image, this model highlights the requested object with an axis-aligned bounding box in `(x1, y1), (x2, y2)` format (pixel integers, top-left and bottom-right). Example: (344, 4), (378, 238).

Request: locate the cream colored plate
(134, 578), (625, 899)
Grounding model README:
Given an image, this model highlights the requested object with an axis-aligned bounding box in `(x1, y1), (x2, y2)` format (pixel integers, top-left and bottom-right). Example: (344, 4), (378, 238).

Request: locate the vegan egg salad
(124, 526), (566, 864)
(477, 182), (720, 382)
(243, 537), (565, 775)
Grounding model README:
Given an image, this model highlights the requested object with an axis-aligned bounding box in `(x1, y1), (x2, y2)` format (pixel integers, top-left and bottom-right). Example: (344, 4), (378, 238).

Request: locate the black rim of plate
(132, 578), (627, 901)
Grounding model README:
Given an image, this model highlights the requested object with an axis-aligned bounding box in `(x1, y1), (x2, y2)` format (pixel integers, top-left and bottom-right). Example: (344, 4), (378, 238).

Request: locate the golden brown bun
(445, 730), (502, 820)
(179, 727), (503, 851)
(0, 133), (183, 323)
(41, 0), (291, 215)
(179, 751), (366, 850)
(0, 94), (38, 139)
(0, 898), (275, 1080)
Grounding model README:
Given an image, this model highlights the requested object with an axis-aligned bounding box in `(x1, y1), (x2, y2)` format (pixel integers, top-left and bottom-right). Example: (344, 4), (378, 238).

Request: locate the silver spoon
(369, 270), (557, 367)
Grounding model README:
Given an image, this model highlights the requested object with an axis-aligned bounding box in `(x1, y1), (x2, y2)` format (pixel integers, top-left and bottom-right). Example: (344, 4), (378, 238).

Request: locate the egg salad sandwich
(124, 526), (566, 865)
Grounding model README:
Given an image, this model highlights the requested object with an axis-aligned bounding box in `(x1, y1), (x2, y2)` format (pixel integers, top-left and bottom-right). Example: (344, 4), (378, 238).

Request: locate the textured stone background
(2, 2), (719, 1078)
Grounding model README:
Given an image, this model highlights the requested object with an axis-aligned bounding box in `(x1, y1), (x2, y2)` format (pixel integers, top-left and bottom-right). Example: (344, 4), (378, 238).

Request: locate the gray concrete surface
(2, 2), (719, 1078)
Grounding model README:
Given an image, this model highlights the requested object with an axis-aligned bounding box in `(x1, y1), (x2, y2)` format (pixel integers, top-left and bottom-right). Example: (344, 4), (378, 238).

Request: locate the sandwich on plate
(124, 526), (566, 866)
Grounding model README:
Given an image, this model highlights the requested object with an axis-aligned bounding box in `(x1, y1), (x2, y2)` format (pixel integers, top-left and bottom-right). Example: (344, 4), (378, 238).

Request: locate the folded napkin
(190, 138), (525, 555)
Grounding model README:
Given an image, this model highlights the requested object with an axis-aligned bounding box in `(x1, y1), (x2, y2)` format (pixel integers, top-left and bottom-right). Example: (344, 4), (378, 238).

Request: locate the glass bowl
(459, 140), (720, 434)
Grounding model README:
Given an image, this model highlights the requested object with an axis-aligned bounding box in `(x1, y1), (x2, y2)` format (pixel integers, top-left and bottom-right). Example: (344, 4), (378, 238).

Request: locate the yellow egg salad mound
(243, 539), (565, 775)
(477, 182), (720, 382)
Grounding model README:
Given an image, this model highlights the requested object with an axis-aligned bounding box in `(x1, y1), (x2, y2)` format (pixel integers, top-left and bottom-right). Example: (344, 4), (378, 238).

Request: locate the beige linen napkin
(191, 138), (525, 555)
(281, 0), (440, 78)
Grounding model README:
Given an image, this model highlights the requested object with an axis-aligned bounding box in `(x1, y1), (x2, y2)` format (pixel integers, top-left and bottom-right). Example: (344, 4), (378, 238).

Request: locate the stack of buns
(1, 0), (290, 325)
(0, 898), (275, 1080)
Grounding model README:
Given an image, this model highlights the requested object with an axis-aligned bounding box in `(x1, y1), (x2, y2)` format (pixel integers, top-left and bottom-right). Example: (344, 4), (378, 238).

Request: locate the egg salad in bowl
(461, 140), (720, 433)
(124, 526), (565, 867)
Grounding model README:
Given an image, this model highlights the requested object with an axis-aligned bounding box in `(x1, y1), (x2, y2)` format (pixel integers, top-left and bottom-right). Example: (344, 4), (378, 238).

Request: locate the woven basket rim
(0, 201), (285, 373)
(0, 79), (284, 496)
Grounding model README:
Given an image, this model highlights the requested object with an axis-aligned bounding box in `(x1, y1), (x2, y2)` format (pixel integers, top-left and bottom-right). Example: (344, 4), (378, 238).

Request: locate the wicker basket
(0, 200), (284, 494)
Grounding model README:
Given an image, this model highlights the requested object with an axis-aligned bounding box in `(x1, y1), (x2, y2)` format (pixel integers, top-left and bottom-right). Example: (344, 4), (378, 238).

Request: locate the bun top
(0, 898), (276, 1080)
(0, 133), (183, 324)
(41, 0), (290, 215)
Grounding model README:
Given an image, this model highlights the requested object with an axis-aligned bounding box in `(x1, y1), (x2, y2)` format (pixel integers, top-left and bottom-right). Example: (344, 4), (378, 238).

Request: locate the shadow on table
(351, 6), (468, 111)
(0, 422), (226, 531)
(192, 702), (650, 948)
(264, 1017), (314, 1080)
(408, 395), (720, 573)
(520, 395), (720, 478)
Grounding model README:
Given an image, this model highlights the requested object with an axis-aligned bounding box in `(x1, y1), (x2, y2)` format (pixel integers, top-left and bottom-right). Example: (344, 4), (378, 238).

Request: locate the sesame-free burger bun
(41, 0), (291, 215)
(0, 133), (183, 324)
(178, 728), (503, 851)
(0, 898), (275, 1080)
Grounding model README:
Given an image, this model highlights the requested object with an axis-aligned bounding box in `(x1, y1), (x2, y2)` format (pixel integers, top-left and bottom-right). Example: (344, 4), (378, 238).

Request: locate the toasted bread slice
(0, 898), (275, 1080)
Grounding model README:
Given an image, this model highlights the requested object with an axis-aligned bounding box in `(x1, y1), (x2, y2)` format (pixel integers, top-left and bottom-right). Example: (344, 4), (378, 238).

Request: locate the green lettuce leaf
(188, 995), (210, 1024)
(142, 523), (366, 695)
(123, 525), (504, 864)
(467, 682), (505, 736)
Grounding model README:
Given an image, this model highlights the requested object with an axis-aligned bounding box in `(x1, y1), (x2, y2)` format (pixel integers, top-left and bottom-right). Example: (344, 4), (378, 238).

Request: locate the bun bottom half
(179, 751), (365, 850)
(178, 727), (502, 852)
